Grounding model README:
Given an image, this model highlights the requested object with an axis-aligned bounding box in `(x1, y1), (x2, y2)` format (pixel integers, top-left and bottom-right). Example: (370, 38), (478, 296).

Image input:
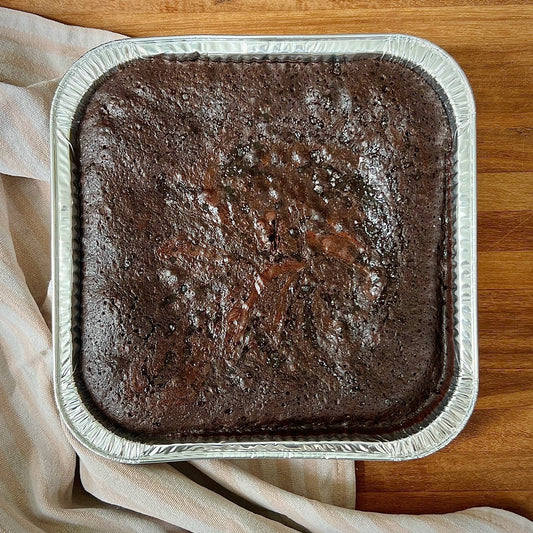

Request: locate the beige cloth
(0, 6), (531, 532)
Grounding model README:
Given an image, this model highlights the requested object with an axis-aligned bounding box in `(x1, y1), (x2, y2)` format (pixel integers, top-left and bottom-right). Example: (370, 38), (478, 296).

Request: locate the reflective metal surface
(51, 34), (477, 463)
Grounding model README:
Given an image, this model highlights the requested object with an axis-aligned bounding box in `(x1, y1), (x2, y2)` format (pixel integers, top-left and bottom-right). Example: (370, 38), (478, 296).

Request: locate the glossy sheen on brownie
(78, 56), (453, 439)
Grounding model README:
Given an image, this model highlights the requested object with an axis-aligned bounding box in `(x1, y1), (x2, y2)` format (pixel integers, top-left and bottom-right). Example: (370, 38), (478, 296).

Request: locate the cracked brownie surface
(78, 56), (453, 439)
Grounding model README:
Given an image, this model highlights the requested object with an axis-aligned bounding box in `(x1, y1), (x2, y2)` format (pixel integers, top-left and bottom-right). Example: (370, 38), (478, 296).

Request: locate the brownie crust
(78, 56), (453, 439)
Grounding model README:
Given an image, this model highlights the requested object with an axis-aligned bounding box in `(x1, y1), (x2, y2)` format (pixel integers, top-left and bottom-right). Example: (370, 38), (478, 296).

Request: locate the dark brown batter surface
(78, 56), (453, 440)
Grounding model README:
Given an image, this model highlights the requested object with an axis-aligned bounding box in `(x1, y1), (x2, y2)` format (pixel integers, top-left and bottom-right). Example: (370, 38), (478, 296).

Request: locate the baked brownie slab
(78, 56), (453, 439)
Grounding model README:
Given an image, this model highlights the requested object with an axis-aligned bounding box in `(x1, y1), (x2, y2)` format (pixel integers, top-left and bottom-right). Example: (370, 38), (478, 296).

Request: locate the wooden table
(3, 0), (532, 521)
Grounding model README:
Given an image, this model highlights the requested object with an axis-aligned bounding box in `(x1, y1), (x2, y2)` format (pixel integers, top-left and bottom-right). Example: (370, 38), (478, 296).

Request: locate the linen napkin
(0, 6), (531, 532)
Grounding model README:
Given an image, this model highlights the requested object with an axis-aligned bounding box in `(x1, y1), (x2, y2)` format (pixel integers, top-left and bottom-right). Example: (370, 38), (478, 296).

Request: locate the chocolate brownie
(77, 55), (453, 439)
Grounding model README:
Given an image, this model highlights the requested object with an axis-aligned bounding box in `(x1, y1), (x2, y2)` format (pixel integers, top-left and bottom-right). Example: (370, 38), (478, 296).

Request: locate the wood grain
(1, 0), (532, 522)
(356, 491), (533, 519)
(479, 290), (533, 366)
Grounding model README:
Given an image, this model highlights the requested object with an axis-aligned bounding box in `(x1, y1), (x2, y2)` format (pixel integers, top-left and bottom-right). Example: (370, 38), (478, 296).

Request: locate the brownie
(77, 55), (454, 440)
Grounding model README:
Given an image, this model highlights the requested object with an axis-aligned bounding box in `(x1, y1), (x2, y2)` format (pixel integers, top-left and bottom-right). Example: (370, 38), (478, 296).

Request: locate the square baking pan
(51, 34), (477, 462)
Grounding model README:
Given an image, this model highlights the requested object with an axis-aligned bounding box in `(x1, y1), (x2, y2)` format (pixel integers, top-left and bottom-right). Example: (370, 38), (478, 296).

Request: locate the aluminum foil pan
(51, 34), (477, 463)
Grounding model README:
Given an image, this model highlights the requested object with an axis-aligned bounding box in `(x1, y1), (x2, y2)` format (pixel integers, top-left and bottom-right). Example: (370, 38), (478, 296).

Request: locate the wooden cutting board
(3, 0), (532, 521)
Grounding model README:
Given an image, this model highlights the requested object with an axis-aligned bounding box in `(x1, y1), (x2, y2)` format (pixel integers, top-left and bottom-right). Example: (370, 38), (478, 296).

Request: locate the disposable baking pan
(51, 34), (477, 462)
